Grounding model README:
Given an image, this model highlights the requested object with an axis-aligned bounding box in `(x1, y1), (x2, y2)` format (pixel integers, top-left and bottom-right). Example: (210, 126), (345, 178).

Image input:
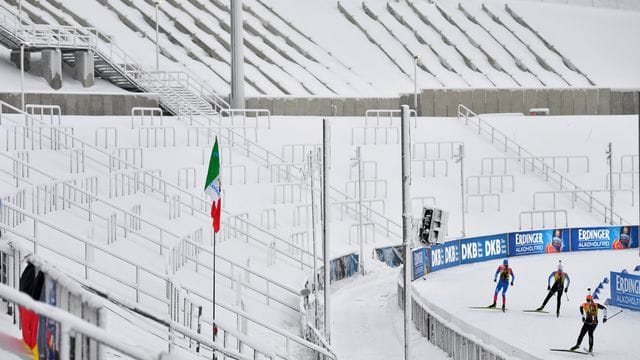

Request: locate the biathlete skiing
(535, 261), (570, 317)
(570, 293), (607, 353)
(489, 259), (514, 312)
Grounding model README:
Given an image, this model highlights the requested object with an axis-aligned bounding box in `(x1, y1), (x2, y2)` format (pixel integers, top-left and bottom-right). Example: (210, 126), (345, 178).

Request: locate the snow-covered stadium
(0, 0), (638, 359)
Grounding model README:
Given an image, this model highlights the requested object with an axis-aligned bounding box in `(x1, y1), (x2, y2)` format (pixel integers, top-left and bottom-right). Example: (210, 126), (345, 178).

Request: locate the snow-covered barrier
(418, 225), (638, 275)
(0, 241), (105, 359)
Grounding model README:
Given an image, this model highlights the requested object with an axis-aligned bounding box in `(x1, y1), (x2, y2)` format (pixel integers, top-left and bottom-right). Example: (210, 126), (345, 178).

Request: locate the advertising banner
(570, 226), (638, 251)
(610, 271), (640, 312)
(412, 247), (426, 280)
(426, 241), (460, 273)
(460, 234), (508, 265)
(508, 228), (569, 256)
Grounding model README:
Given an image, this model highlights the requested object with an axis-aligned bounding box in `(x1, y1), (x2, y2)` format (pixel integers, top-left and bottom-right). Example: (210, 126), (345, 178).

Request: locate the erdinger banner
(460, 234), (508, 265)
(610, 271), (640, 312)
(570, 226), (638, 251)
(508, 228), (569, 256)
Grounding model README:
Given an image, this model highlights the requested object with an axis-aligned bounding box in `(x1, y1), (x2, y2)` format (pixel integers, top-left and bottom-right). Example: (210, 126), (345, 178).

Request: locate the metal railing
(519, 209), (568, 230)
(533, 189), (636, 210)
(0, 103), (338, 358)
(458, 104), (629, 225)
(1, 101), (314, 270)
(0, 283), (166, 360)
(0, 202), (329, 360)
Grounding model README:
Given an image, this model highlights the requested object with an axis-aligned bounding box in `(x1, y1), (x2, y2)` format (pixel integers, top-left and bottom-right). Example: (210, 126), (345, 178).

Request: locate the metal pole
(459, 144), (466, 237)
(18, 0), (22, 29)
(607, 142), (614, 225)
(413, 56), (419, 112)
(155, 1), (160, 71)
(322, 119), (331, 343)
(230, 0), (245, 108)
(308, 151), (320, 331)
(400, 105), (412, 360)
(357, 146), (364, 276)
(20, 43), (25, 112)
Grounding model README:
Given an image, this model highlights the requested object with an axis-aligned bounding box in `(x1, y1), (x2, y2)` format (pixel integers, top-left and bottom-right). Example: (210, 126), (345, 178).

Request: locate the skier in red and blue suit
(489, 259), (514, 311)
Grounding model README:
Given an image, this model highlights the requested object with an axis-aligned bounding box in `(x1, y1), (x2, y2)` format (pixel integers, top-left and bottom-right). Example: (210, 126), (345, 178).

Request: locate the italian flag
(204, 137), (222, 233)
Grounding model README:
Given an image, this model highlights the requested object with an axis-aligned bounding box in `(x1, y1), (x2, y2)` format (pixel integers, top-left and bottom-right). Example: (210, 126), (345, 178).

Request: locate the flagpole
(211, 231), (216, 334)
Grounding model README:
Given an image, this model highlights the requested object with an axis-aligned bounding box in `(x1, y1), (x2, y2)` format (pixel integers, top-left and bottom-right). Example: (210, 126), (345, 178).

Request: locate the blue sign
(460, 234), (508, 264)
(570, 226), (638, 251)
(412, 247), (426, 280)
(427, 241), (461, 273)
(509, 228), (569, 256)
(610, 271), (640, 311)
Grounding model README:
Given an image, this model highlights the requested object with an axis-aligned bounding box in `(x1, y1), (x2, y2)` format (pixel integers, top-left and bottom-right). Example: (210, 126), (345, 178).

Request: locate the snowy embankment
(413, 249), (640, 359)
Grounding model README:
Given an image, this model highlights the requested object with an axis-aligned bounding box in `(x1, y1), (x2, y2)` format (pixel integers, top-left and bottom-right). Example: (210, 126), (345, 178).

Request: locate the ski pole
(607, 310), (623, 320)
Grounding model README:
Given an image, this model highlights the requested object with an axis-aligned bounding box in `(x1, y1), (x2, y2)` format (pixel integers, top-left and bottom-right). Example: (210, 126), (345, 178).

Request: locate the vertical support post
(308, 151), (320, 331)
(356, 146), (364, 275)
(322, 119), (331, 343)
(413, 56), (419, 113)
(60, 324), (70, 360)
(18, 0), (22, 30)
(606, 142), (613, 224)
(20, 43), (25, 112)
(456, 144), (466, 237)
(230, 0), (245, 108)
(154, 1), (160, 71)
(400, 105), (412, 360)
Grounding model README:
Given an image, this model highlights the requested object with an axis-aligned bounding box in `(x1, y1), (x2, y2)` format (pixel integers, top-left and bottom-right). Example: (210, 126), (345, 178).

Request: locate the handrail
(0, 283), (164, 360)
(175, 238), (301, 313)
(0, 203), (325, 359)
(458, 104), (629, 225)
(0, 3), (400, 242)
(1, 100), (313, 270)
(0, 202), (168, 305)
(0, 151), (173, 253)
(3, 242), (257, 360)
(180, 284), (337, 360)
(1, 139), (303, 315)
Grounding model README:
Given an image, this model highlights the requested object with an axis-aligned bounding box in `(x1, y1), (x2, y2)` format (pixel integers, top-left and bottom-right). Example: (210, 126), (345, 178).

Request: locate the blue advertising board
(610, 271), (640, 312)
(426, 241), (461, 273)
(412, 247), (426, 280)
(570, 226), (638, 251)
(460, 234), (508, 265)
(508, 228), (569, 256)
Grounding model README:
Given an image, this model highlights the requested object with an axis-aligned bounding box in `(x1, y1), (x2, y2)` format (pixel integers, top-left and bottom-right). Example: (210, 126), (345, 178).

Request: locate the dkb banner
(460, 234), (508, 265)
(610, 271), (640, 311)
(508, 228), (569, 256)
(412, 247), (426, 280)
(570, 226), (638, 251)
(426, 241), (460, 273)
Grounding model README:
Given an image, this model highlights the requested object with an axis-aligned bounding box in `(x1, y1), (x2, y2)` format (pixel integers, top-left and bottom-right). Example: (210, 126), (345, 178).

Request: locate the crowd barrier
(413, 225), (638, 277)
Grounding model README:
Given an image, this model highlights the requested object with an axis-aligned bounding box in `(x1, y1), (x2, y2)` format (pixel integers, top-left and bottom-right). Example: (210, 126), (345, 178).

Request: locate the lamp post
(154, 0), (161, 71)
(20, 42), (26, 112)
(454, 144), (466, 237)
(606, 142), (613, 225)
(18, 0), (22, 30)
(413, 55), (420, 112)
(350, 146), (364, 276)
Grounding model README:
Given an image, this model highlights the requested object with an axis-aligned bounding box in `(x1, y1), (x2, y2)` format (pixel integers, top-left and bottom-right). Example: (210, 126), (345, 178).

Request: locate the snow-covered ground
(0, 0), (638, 95)
(414, 249), (640, 359)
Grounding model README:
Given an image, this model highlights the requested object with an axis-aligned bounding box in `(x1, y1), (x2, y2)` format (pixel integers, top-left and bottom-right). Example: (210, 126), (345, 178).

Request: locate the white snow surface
(413, 249), (640, 359)
(0, 0), (639, 94)
(0, 109), (638, 359)
(509, 1), (640, 87)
